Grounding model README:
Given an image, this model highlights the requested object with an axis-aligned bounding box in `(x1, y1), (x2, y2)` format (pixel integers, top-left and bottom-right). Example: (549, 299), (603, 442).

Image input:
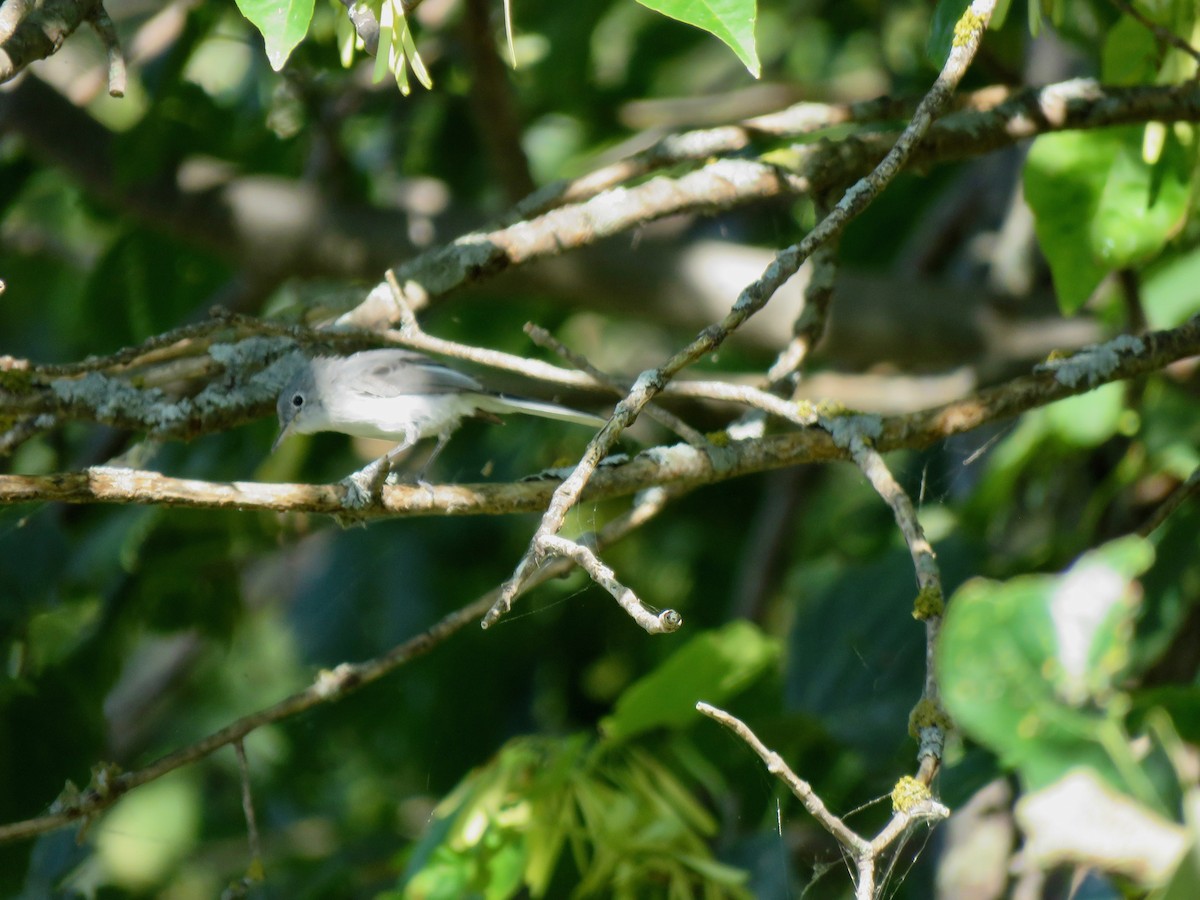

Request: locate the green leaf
(1047, 537), (1153, 704)
(635, 0), (760, 77)
(1163, 842), (1200, 900)
(1016, 769), (1188, 887)
(96, 773), (202, 889)
(926, 0), (970, 66)
(234, 0), (315, 71)
(1024, 130), (1121, 312)
(938, 565), (1139, 791)
(1091, 136), (1191, 269)
(1144, 247), (1200, 328)
(940, 539), (1157, 793)
(1102, 15), (1160, 84)
(1026, 128), (1195, 313)
(1043, 383), (1125, 448)
(601, 621), (778, 741)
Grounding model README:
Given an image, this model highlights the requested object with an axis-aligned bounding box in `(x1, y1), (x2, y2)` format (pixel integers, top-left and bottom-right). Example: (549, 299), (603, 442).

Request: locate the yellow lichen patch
(908, 697), (953, 739)
(953, 9), (985, 48)
(891, 775), (931, 813)
(912, 585), (945, 620)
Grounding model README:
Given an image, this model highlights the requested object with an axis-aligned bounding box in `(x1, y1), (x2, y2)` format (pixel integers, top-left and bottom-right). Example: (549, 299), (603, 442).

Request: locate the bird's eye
(291, 393), (304, 408)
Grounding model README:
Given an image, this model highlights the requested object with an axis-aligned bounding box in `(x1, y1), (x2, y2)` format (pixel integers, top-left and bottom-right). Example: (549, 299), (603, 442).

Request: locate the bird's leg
(407, 430), (453, 503)
(415, 431), (452, 484)
(340, 430), (417, 512)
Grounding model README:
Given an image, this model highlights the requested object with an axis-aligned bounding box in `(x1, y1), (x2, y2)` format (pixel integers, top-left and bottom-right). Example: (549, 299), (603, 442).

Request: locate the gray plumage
(273, 349), (605, 458)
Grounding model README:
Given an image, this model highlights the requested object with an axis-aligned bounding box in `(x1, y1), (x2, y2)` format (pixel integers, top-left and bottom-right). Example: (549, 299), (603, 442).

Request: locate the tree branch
(0, 0), (102, 85)
(482, 0), (999, 628)
(5, 321), (1196, 517)
(338, 78), (1200, 329)
(696, 702), (949, 900)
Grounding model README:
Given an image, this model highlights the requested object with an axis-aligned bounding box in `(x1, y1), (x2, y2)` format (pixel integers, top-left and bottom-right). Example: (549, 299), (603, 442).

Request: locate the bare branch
(696, 702), (869, 854)
(6, 75), (1200, 313)
(338, 0), (379, 55)
(234, 741), (265, 887)
(511, 86), (1021, 219)
(538, 534), (682, 634)
(523, 323), (709, 447)
(1137, 462), (1200, 537)
(830, 420), (947, 769)
(697, 702), (950, 900)
(766, 210), (839, 385)
(1109, 0), (1200, 71)
(840, 432), (941, 601)
(86, 3), (125, 97)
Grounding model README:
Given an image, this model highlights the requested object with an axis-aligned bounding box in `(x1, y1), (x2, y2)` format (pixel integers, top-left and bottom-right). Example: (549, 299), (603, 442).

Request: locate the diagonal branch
(481, 0), (1000, 629)
(696, 702), (949, 900)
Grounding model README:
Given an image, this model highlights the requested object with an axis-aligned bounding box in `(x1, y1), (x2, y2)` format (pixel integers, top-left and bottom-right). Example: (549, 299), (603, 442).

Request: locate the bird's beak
(271, 420), (295, 453)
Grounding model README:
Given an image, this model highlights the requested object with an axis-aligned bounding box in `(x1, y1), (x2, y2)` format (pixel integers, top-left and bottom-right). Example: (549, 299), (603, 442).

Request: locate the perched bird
(274, 348), (605, 505)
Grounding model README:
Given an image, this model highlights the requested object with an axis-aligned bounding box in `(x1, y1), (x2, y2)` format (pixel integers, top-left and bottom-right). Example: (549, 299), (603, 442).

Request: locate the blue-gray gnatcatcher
(274, 348), (605, 503)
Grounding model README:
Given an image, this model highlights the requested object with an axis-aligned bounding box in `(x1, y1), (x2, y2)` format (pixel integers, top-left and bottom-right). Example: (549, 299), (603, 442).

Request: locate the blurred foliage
(2, 0), (1200, 898)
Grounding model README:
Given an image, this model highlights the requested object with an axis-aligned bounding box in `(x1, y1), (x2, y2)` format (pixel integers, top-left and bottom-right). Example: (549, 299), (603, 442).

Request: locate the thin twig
(1109, 0), (1200, 71)
(523, 323), (709, 447)
(538, 534), (682, 634)
(1137, 463), (1200, 537)
(697, 702), (949, 900)
(696, 702), (868, 854)
(87, 3), (125, 97)
(483, 0), (999, 629)
(842, 434), (941, 600)
(766, 211), (839, 386)
(833, 422), (946, 769)
(234, 741), (264, 883)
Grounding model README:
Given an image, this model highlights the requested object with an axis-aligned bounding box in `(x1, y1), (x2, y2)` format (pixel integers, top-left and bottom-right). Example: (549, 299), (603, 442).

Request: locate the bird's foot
(334, 458), (392, 525)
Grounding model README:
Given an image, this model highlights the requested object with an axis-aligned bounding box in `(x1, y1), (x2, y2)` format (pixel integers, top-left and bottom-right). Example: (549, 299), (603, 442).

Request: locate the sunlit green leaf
(1102, 15), (1160, 84)
(635, 0), (760, 76)
(1043, 383), (1125, 448)
(939, 540), (1155, 794)
(1092, 137), (1191, 269)
(234, 0), (315, 70)
(1144, 247), (1200, 328)
(1025, 131), (1120, 312)
(1026, 127), (1194, 313)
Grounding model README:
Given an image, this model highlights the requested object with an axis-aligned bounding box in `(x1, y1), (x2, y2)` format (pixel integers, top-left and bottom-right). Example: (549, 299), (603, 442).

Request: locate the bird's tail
(479, 394), (607, 428)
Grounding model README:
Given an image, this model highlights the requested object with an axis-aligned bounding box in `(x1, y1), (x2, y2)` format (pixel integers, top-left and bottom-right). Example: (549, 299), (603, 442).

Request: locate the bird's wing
(347, 350), (484, 397)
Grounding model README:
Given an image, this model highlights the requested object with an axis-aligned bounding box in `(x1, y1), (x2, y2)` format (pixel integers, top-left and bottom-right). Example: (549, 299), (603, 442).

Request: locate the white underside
(309, 393), (484, 444)
(297, 392), (603, 447)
